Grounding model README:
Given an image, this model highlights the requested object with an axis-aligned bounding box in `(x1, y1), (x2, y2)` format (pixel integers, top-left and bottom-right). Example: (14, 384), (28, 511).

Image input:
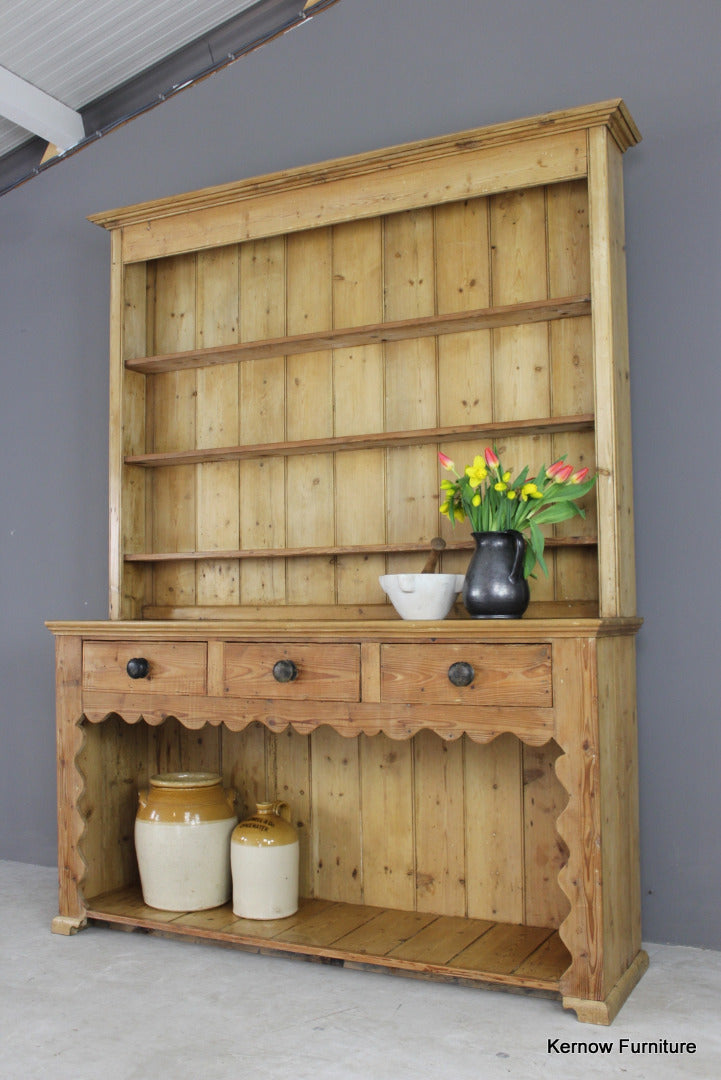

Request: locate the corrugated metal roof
(0, 0), (262, 157)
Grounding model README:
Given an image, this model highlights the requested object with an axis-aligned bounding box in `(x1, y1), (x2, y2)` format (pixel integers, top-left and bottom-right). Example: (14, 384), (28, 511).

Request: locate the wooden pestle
(421, 536), (446, 573)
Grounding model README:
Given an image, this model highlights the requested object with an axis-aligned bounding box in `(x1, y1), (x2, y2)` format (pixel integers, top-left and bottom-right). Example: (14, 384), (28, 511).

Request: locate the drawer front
(224, 643), (360, 701)
(380, 644), (552, 707)
(82, 641), (207, 695)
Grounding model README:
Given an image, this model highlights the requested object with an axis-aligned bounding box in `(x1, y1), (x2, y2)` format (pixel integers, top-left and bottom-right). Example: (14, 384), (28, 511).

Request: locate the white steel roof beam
(0, 64), (85, 151)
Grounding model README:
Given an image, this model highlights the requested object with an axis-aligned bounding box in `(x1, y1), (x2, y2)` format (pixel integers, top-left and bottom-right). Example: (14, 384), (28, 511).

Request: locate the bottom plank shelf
(84, 887), (570, 995)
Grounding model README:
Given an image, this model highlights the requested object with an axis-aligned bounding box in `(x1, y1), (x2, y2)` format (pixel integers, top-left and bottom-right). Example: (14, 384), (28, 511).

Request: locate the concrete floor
(1, 860), (719, 1080)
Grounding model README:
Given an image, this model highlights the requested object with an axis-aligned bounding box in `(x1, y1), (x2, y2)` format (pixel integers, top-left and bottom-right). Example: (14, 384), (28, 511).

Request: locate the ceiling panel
(0, 0), (262, 156)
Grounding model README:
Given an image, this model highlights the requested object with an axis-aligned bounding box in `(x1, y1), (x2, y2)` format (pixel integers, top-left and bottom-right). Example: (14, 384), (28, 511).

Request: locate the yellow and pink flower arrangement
(438, 446), (596, 578)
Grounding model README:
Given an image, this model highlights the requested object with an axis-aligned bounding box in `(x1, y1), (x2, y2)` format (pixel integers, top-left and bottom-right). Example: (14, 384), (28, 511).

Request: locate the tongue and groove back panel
(117, 182), (598, 619)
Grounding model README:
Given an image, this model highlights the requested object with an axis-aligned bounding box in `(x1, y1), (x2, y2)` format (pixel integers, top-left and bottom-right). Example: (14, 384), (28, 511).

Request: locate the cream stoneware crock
(134, 772), (237, 911)
(231, 800), (300, 919)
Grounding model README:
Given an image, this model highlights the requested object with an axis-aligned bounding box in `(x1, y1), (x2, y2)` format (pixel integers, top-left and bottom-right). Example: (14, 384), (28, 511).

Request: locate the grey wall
(1, 0), (719, 949)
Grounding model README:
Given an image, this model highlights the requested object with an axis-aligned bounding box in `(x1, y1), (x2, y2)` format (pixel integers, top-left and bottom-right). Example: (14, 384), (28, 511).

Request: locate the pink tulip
(557, 464), (574, 483)
(484, 447), (499, 468)
(438, 451), (455, 471)
(546, 460), (566, 479)
(571, 467), (589, 484)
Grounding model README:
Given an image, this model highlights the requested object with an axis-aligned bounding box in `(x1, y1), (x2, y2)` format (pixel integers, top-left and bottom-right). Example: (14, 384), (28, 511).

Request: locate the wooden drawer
(223, 643), (360, 701)
(380, 644), (552, 707)
(82, 641), (207, 695)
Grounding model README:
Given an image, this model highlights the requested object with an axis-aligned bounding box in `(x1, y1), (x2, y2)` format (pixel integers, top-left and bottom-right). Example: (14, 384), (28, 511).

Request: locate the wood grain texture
(54, 635), (86, 924)
(554, 636), (604, 1001)
(464, 733), (524, 923)
(360, 733), (415, 909)
(195, 244), (241, 606)
(85, 884), (571, 990)
(223, 643), (360, 701)
(588, 128), (636, 617)
(238, 236), (287, 604)
(115, 129), (589, 263)
(380, 643), (552, 706)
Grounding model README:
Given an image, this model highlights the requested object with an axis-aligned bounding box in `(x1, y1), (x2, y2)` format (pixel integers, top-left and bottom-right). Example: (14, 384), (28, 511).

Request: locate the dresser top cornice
(88, 98), (640, 237)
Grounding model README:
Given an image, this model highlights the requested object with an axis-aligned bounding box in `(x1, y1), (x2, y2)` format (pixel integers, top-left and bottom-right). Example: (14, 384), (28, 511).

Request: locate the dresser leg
(51, 913), (88, 935)
(562, 949), (649, 1024)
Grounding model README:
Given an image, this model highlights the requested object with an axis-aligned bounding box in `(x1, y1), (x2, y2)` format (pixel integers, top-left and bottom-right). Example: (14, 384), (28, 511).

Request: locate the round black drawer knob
(447, 661), (474, 687)
(126, 657), (150, 680)
(272, 659), (299, 683)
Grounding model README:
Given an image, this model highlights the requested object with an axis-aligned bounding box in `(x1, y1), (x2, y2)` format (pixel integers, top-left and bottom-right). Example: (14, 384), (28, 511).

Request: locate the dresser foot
(563, 950), (649, 1024)
(51, 913), (88, 936)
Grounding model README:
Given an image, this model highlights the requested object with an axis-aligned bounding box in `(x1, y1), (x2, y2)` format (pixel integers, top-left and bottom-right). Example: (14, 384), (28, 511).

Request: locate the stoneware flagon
(231, 800), (300, 919)
(134, 772), (237, 911)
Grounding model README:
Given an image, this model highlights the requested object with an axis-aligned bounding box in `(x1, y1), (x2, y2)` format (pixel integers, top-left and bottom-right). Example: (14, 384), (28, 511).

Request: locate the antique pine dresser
(49, 100), (645, 1023)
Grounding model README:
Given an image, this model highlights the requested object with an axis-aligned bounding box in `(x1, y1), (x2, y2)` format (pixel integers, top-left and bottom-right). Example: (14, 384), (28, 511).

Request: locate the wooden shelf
(125, 414), (595, 468)
(85, 886), (570, 994)
(124, 535), (597, 564)
(125, 295), (591, 375)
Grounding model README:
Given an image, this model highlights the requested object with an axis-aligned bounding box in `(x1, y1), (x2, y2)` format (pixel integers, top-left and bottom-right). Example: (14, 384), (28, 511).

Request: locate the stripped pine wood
(276, 901), (378, 947)
(359, 733), (415, 910)
(547, 180), (597, 603)
(150, 716), (221, 779)
(310, 726), (363, 904)
(60, 103), (642, 1020)
(149, 253), (197, 607)
(82, 641), (207, 694)
(126, 296), (591, 375)
(384, 209), (438, 576)
(335, 449), (387, 603)
(78, 716), (146, 899)
(124, 534), (595, 564)
(596, 634), (642, 992)
(222, 642), (360, 701)
(332, 216), (386, 602)
(464, 733), (524, 923)
(126, 413), (595, 467)
(491, 186), (555, 601)
(514, 929), (572, 981)
(108, 229), (126, 619)
(238, 236), (286, 603)
(221, 722), (267, 818)
(83, 884), (570, 989)
(113, 127), (590, 264)
(286, 227), (335, 604)
(53, 635), (87, 930)
(413, 730), (465, 915)
(388, 914), (493, 964)
(587, 128), (636, 617)
(117, 257), (149, 617)
(333, 907), (436, 955)
(196, 245), (240, 606)
(522, 741), (570, 928)
(223, 897), (334, 940)
(452, 921), (552, 974)
(86, 886), (185, 925)
(434, 196), (493, 575)
(554, 635), (604, 1002)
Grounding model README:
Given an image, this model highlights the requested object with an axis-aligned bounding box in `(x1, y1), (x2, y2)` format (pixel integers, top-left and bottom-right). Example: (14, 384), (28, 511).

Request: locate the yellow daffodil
(465, 456), (488, 488)
(472, 493), (481, 507)
(494, 481), (507, 492)
(507, 489), (517, 500)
